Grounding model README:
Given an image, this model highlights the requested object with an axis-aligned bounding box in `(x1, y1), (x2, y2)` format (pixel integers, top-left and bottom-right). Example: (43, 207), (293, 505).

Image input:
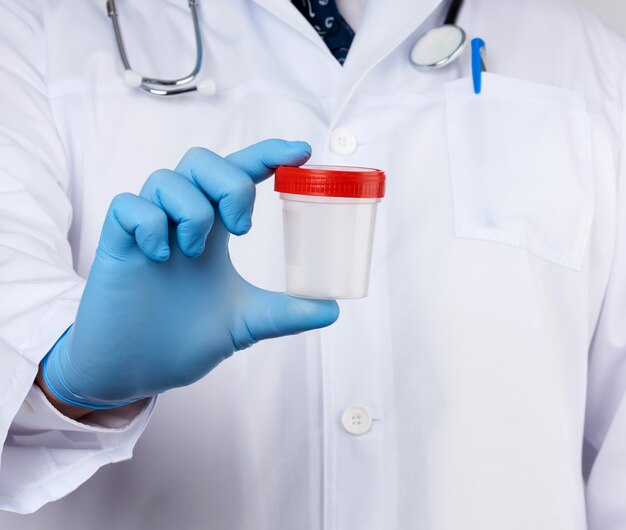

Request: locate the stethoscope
(106, 0), (467, 97)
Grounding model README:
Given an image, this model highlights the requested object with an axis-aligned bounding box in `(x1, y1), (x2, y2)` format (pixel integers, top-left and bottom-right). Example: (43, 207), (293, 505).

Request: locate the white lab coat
(0, 0), (625, 528)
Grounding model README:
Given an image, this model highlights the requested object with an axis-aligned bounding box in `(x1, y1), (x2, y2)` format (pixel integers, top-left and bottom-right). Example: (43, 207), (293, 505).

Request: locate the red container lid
(274, 165), (386, 199)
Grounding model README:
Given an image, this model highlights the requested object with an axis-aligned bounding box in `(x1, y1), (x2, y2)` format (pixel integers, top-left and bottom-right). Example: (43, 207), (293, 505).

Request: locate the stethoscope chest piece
(410, 24), (467, 70)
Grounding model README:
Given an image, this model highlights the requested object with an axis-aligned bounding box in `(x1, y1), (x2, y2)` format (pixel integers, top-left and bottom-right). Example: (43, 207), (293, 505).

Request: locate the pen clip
(471, 38), (486, 95)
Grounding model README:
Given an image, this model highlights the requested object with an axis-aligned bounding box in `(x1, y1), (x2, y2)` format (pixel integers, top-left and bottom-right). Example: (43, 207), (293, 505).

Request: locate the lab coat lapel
(334, 0), (446, 120)
(251, 1), (446, 70)
(250, 0), (446, 122)
(344, 0), (445, 70)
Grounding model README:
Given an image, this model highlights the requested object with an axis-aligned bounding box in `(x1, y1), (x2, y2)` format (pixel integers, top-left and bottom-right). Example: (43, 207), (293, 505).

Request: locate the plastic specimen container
(274, 165), (386, 300)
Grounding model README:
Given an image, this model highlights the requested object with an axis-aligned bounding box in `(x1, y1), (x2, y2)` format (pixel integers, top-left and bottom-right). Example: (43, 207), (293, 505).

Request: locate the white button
(123, 69), (143, 88)
(197, 78), (217, 96)
(341, 406), (372, 436)
(330, 128), (358, 156)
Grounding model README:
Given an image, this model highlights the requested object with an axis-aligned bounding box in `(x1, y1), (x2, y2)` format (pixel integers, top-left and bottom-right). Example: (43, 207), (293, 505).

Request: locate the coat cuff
(0, 383), (156, 514)
(12, 383), (155, 433)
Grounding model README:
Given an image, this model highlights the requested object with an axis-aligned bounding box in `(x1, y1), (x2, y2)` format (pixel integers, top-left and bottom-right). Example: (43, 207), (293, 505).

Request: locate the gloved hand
(41, 140), (339, 409)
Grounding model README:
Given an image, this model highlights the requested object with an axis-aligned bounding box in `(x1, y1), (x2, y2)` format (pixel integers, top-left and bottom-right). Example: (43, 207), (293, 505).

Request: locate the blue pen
(471, 38), (486, 94)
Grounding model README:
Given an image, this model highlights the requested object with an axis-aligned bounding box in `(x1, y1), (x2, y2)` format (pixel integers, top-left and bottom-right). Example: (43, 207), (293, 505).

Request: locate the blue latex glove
(42, 140), (339, 409)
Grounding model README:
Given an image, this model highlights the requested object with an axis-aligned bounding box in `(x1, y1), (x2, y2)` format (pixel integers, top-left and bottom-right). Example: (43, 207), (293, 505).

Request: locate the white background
(576, 0), (626, 35)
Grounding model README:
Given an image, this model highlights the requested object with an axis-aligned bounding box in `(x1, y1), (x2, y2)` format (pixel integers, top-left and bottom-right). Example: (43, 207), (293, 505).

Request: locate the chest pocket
(443, 73), (593, 271)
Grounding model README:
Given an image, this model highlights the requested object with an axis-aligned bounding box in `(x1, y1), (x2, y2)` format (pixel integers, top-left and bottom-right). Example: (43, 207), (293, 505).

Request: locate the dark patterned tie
(291, 0), (355, 65)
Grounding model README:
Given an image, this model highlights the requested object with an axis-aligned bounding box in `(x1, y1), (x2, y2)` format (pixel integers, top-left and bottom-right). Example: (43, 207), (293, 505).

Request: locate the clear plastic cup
(274, 165), (386, 300)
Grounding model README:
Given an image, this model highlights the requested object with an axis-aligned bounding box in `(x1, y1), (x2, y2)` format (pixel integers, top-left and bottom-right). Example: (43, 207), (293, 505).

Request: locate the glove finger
(231, 289), (339, 350)
(140, 169), (215, 257)
(175, 147), (257, 236)
(225, 139), (312, 183)
(100, 193), (170, 262)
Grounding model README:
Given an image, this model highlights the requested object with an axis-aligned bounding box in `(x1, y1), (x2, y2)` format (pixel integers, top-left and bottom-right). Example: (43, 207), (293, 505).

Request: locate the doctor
(1, 0), (625, 529)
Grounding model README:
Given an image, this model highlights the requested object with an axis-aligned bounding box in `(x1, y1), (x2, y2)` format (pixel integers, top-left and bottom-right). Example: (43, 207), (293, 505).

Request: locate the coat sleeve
(0, 1), (154, 514)
(585, 69), (626, 528)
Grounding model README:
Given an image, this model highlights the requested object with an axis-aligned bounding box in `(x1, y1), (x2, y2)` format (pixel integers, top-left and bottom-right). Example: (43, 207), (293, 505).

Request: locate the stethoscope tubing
(444, 0), (464, 26)
(107, 0), (204, 95)
(108, 0), (466, 96)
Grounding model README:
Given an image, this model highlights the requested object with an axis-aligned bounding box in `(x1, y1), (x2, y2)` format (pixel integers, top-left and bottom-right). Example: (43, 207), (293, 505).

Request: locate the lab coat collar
(252, 0), (446, 68)
(252, 0), (446, 120)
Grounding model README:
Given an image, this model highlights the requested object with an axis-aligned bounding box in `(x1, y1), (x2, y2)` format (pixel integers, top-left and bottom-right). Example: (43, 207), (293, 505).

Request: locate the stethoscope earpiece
(123, 70), (143, 88)
(197, 78), (217, 97)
